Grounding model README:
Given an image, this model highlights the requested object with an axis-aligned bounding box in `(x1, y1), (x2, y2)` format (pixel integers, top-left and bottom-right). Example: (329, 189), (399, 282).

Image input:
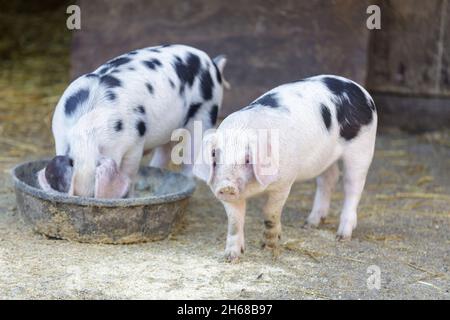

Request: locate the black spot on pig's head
(44, 155), (74, 193)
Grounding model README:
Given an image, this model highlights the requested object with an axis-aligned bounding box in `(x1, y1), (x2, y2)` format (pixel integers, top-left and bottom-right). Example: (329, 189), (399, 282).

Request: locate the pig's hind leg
(305, 162), (340, 227)
(337, 139), (374, 240)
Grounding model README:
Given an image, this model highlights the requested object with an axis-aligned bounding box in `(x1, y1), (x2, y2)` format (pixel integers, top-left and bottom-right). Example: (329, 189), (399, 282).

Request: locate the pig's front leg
(222, 200), (246, 262)
(120, 144), (144, 198)
(149, 142), (172, 169)
(262, 186), (291, 252)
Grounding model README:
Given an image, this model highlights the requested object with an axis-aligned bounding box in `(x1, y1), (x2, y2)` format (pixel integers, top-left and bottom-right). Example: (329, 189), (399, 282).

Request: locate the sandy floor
(0, 128), (449, 299)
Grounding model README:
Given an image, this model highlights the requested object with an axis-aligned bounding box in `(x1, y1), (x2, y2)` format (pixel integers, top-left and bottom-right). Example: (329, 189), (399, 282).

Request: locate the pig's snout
(219, 185), (238, 196)
(215, 182), (240, 201)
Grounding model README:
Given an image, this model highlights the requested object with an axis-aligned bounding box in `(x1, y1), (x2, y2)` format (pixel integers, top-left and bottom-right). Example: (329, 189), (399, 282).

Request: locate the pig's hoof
(261, 240), (279, 251)
(262, 229), (281, 244)
(335, 233), (351, 241)
(261, 242), (281, 259)
(336, 219), (356, 241)
(305, 212), (326, 228)
(224, 247), (243, 263)
(302, 220), (321, 229)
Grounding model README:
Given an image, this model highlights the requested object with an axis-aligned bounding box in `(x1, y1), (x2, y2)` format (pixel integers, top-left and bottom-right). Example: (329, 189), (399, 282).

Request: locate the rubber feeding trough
(11, 160), (196, 244)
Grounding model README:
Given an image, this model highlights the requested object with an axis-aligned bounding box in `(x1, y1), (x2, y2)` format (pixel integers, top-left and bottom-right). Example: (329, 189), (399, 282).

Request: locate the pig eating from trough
(193, 75), (377, 262)
(38, 44), (227, 198)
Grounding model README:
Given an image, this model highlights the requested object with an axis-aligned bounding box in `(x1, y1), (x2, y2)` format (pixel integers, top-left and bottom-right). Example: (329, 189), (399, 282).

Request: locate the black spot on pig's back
(247, 93), (280, 109)
(114, 120), (123, 132)
(65, 89), (89, 115)
(200, 70), (214, 100)
(145, 83), (154, 94)
(135, 105), (146, 115)
(108, 56), (131, 68)
(184, 103), (202, 125)
(106, 91), (116, 101)
(212, 62), (222, 84)
(322, 77), (375, 140)
(210, 104), (219, 126)
(100, 75), (122, 88)
(97, 56), (132, 75)
(173, 53), (201, 90)
(142, 58), (162, 70)
(320, 104), (332, 131)
(136, 121), (146, 137)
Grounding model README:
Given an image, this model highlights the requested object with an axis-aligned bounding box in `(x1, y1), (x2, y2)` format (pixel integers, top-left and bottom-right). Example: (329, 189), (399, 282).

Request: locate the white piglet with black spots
(39, 44), (227, 198)
(193, 75), (377, 261)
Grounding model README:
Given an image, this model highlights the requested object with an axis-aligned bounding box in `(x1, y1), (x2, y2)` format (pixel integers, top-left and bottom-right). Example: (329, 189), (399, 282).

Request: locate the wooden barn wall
(71, 0), (371, 116)
(71, 0), (450, 130)
(367, 0), (450, 131)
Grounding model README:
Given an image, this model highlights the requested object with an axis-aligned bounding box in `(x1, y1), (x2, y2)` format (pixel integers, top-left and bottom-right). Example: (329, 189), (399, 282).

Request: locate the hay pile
(0, 1), (70, 165)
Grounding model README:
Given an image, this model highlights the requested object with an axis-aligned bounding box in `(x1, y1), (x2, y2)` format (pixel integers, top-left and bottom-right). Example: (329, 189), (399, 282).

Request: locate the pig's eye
(212, 149), (215, 157)
(245, 156), (250, 165)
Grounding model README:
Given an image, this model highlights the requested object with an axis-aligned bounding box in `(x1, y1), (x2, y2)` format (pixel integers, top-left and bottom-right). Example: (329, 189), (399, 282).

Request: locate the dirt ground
(0, 124), (449, 299)
(0, 6), (449, 299)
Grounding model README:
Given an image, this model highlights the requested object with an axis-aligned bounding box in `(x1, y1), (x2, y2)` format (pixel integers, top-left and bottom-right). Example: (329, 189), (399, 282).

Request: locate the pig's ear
(94, 157), (130, 199)
(250, 139), (279, 188)
(37, 168), (52, 192)
(193, 133), (216, 184)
